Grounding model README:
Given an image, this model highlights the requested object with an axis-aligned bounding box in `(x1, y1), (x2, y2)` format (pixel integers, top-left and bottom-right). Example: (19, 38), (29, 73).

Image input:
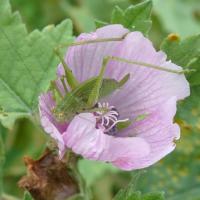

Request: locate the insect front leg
(54, 47), (79, 90)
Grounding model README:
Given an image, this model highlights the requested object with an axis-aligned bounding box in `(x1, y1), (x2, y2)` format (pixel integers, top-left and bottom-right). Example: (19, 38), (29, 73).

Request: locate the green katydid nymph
(51, 34), (195, 126)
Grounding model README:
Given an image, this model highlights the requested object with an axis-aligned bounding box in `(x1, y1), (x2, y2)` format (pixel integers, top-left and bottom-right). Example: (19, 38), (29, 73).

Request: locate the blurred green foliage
(10, 0), (200, 45)
(1, 119), (47, 197)
(0, 0), (200, 200)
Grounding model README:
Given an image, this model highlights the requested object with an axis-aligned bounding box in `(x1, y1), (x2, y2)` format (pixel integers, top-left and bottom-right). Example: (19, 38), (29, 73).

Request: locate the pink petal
(54, 79), (68, 96)
(102, 32), (190, 120)
(40, 25), (190, 168)
(60, 24), (129, 82)
(63, 113), (150, 170)
(39, 92), (68, 157)
(118, 97), (180, 169)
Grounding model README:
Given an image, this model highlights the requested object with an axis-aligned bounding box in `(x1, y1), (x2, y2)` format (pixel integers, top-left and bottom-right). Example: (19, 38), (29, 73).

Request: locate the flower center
(94, 102), (129, 135)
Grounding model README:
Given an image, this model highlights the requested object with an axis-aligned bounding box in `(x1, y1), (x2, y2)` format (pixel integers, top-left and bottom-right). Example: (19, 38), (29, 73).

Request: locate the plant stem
(68, 153), (91, 200)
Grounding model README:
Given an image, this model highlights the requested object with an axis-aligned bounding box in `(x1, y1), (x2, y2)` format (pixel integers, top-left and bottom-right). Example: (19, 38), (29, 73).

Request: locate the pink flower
(39, 25), (190, 170)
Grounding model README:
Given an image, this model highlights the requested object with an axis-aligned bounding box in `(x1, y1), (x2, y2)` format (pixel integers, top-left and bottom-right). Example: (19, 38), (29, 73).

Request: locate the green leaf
(115, 191), (141, 200)
(187, 57), (200, 86)
(114, 191), (165, 200)
(161, 34), (200, 86)
(111, 0), (152, 35)
(0, 112), (28, 129)
(161, 32), (200, 139)
(23, 191), (33, 200)
(114, 173), (165, 200)
(177, 86), (200, 128)
(114, 187), (164, 200)
(0, 0), (73, 128)
(161, 35), (200, 66)
(142, 192), (165, 200)
(114, 178), (138, 200)
(111, 6), (125, 25)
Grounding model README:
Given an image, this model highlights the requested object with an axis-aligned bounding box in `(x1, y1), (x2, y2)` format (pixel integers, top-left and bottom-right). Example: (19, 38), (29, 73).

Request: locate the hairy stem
(68, 152), (91, 200)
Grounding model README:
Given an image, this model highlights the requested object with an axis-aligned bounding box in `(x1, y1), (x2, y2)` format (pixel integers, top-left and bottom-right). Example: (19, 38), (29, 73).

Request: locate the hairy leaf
(161, 35), (200, 66)
(114, 178), (165, 200)
(177, 86), (200, 128)
(111, 0), (152, 35)
(0, 0), (73, 128)
(161, 34), (200, 86)
(114, 191), (165, 200)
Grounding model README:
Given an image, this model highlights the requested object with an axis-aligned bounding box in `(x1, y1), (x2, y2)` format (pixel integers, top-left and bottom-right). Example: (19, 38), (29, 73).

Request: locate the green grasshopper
(52, 33), (194, 123)
(52, 55), (130, 122)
